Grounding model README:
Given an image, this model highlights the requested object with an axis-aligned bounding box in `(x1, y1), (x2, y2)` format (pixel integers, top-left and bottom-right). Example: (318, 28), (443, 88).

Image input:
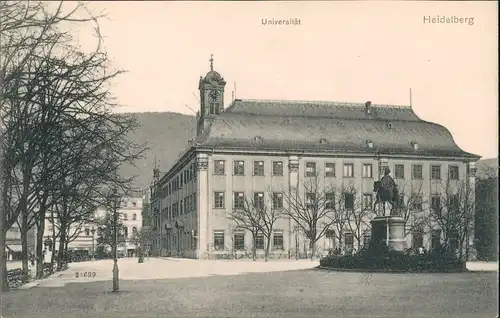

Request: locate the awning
(5, 245), (22, 252)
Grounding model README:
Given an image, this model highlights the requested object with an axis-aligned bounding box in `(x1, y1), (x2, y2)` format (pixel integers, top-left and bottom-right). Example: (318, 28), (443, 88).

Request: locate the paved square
(1, 258), (497, 317)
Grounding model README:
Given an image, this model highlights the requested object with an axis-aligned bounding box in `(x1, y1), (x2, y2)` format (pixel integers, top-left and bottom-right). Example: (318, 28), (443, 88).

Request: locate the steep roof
(194, 99), (479, 159)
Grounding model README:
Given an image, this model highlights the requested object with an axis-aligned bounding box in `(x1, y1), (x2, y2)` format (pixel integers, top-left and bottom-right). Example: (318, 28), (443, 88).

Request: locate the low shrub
(320, 249), (467, 272)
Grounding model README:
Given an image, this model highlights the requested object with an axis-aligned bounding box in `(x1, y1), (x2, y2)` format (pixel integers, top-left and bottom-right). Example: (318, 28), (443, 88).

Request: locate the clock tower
(197, 54), (226, 136)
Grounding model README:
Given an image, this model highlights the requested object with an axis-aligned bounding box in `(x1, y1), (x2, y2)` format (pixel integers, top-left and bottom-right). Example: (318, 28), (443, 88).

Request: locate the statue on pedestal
(373, 167), (399, 216)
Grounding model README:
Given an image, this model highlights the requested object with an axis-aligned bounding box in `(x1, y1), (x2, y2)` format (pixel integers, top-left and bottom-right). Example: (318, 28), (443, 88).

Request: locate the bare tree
(392, 182), (429, 240)
(0, 0), (106, 292)
(475, 170), (498, 261)
(427, 179), (475, 260)
(282, 173), (336, 260)
(227, 194), (263, 261)
(341, 185), (376, 251)
(257, 191), (283, 262)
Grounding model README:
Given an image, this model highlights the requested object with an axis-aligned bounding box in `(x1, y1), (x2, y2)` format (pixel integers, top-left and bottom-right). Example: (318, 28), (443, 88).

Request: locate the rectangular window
(254, 161), (265, 176)
(325, 162), (336, 177)
(254, 192), (265, 210)
(344, 193), (354, 210)
(214, 192), (225, 209)
(412, 164), (423, 179)
(193, 193), (197, 211)
(172, 202), (178, 217)
(363, 194), (373, 210)
(85, 228), (90, 236)
(363, 233), (371, 247)
(272, 192), (283, 209)
(214, 160), (225, 175)
(214, 231), (225, 250)
(412, 196), (423, 211)
(273, 231), (284, 250)
(362, 164), (373, 178)
(255, 234), (264, 250)
(233, 160), (245, 176)
(431, 165), (441, 180)
(449, 165), (459, 180)
(123, 227), (128, 237)
(413, 231), (423, 248)
(345, 233), (354, 249)
(431, 196), (441, 213)
(395, 164), (405, 179)
(305, 162), (316, 177)
(326, 192), (335, 209)
(325, 229), (335, 238)
(179, 199), (184, 215)
(448, 195), (459, 213)
(343, 163), (354, 177)
(272, 161), (283, 176)
(233, 192), (245, 210)
(233, 232), (245, 250)
(431, 230), (441, 251)
(306, 192), (316, 209)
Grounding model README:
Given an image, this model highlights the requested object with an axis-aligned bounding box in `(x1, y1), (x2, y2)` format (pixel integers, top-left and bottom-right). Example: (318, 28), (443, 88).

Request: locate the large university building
(149, 59), (480, 259)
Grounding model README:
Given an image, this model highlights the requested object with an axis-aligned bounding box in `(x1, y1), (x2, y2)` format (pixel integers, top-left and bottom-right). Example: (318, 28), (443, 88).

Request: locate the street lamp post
(112, 191), (120, 292)
(91, 227), (96, 261)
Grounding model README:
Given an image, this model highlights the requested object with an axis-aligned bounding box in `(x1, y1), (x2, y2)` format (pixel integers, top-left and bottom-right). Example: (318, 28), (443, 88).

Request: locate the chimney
(365, 101), (372, 114)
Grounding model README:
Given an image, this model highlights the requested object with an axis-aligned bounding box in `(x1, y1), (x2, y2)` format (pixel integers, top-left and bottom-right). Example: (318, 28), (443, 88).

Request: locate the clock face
(208, 90), (220, 102)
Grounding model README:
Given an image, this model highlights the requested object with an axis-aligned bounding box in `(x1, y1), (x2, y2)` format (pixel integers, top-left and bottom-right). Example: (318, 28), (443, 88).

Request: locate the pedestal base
(371, 216), (409, 252)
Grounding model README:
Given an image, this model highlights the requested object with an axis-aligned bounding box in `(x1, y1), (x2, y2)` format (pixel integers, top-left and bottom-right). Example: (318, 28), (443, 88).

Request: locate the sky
(70, 1), (497, 159)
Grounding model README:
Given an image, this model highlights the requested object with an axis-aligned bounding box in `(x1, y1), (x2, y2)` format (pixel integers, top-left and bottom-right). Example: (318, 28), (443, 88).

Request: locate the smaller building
(5, 226), (36, 261)
(119, 197), (143, 257)
(42, 196), (144, 259)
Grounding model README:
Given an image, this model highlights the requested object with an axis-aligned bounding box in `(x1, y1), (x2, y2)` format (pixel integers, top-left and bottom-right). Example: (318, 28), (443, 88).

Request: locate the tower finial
(210, 54), (214, 71)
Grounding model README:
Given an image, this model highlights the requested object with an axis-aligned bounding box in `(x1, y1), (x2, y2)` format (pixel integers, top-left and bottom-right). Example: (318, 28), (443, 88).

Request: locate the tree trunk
(57, 228), (66, 271)
(49, 220), (57, 271)
(20, 212), (29, 283)
(295, 231), (299, 260)
(252, 235), (256, 261)
(35, 220), (45, 279)
(20, 229), (29, 282)
(0, 229), (9, 292)
(310, 241), (316, 261)
(265, 236), (271, 262)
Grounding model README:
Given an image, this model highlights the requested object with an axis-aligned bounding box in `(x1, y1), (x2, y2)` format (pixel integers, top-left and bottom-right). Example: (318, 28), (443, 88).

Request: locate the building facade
(42, 196), (143, 259)
(119, 197), (143, 257)
(149, 59), (480, 259)
(5, 226), (35, 261)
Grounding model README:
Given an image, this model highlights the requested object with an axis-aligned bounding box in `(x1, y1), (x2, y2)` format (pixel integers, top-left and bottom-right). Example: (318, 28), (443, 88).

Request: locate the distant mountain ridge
(120, 111), (497, 190)
(120, 112), (196, 191)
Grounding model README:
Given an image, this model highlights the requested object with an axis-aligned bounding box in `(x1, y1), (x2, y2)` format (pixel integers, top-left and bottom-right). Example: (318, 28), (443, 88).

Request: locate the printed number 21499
(75, 272), (96, 278)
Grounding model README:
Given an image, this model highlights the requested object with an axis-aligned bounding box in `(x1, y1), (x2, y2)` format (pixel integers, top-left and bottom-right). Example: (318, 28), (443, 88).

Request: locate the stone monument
(371, 164), (409, 252)
(370, 215), (408, 251)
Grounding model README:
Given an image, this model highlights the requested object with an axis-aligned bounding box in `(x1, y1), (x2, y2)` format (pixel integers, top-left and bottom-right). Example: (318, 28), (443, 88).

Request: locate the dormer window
(386, 122), (393, 129)
(254, 136), (263, 142)
(366, 140), (374, 148)
(319, 138), (328, 145)
(411, 141), (419, 151)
